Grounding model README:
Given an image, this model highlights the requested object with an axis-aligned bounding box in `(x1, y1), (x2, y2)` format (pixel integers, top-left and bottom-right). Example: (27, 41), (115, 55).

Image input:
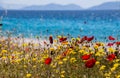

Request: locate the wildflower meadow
(0, 34), (120, 78)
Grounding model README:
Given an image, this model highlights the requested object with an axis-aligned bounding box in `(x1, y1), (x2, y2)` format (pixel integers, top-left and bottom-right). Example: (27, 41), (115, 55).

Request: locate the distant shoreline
(0, 10), (120, 11)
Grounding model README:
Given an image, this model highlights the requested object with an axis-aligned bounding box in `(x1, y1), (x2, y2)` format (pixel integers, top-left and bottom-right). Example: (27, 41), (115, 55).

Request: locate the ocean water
(0, 10), (120, 41)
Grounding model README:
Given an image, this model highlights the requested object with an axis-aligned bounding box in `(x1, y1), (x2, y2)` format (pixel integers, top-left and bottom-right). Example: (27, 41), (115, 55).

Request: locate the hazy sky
(0, 0), (119, 9)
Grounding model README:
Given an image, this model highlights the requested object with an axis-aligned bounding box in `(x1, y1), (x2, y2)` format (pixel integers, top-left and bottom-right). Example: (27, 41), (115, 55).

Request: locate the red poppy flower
(81, 54), (91, 60)
(107, 43), (114, 46)
(85, 58), (96, 68)
(87, 36), (94, 42)
(59, 37), (67, 42)
(80, 36), (88, 43)
(45, 57), (52, 65)
(83, 36), (88, 40)
(108, 36), (115, 40)
(49, 36), (53, 44)
(107, 54), (116, 61)
(116, 42), (120, 45)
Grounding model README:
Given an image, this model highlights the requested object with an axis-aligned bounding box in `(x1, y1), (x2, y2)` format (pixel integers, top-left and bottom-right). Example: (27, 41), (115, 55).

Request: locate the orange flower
(61, 49), (69, 56)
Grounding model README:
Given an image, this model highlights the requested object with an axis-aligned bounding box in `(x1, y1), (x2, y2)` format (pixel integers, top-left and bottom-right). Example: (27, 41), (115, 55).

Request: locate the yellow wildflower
(61, 71), (65, 74)
(58, 61), (63, 65)
(114, 59), (120, 63)
(22, 43), (28, 47)
(2, 56), (7, 59)
(100, 65), (106, 71)
(55, 69), (59, 73)
(79, 50), (85, 53)
(108, 48), (115, 53)
(83, 52), (89, 55)
(90, 51), (94, 54)
(26, 74), (32, 78)
(113, 63), (119, 68)
(94, 45), (98, 49)
(116, 75), (120, 78)
(71, 38), (75, 40)
(50, 48), (54, 51)
(55, 55), (61, 60)
(63, 58), (67, 62)
(69, 48), (73, 51)
(70, 58), (77, 63)
(88, 48), (92, 51)
(24, 65), (27, 68)
(61, 74), (65, 78)
(33, 65), (36, 68)
(15, 59), (21, 64)
(1, 50), (7, 53)
(57, 46), (61, 50)
(98, 48), (104, 53)
(82, 46), (87, 50)
(52, 65), (56, 68)
(43, 55), (49, 59)
(95, 61), (100, 65)
(76, 38), (80, 41)
(104, 72), (111, 77)
(70, 51), (76, 55)
(110, 67), (116, 72)
(32, 58), (37, 61)
(57, 35), (62, 38)
(95, 52), (100, 56)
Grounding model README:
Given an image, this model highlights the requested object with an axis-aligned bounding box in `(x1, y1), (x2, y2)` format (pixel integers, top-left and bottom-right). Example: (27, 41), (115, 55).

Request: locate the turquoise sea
(0, 10), (120, 41)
